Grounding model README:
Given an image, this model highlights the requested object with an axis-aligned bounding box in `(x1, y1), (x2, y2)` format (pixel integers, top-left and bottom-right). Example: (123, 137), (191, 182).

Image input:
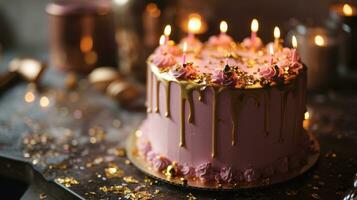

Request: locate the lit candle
(268, 44), (274, 65)
(220, 20), (228, 35)
(274, 26), (281, 49)
(159, 35), (165, 53)
(163, 24), (171, 45)
(182, 42), (187, 65)
(159, 35), (165, 46)
(343, 3), (354, 16)
(251, 19), (259, 45)
(188, 14), (202, 39)
(314, 35), (325, 47)
(292, 35), (298, 62)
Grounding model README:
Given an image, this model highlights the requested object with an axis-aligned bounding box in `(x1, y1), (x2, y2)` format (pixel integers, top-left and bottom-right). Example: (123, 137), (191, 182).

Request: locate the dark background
(0, 0), (346, 52)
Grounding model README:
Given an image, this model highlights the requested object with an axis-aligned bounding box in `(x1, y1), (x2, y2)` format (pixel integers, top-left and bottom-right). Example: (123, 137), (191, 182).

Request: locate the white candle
(291, 35), (298, 62)
(251, 19), (259, 45)
(274, 26), (280, 50)
(220, 20), (228, 35)
(163, 24), (171, 45)
(268, 44), (274, 65)
(182, 42), (187, 65)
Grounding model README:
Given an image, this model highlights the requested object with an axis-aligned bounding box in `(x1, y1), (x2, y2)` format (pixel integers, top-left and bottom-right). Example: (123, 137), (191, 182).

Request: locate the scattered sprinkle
(55, 177), (79, 187)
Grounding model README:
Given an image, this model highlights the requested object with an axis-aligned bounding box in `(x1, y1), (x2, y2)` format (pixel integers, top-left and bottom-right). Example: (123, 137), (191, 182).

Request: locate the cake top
(148, 22), (304, 89)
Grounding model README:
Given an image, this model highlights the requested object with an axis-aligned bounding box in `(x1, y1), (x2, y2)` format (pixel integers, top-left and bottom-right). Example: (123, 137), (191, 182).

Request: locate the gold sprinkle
(55, 177), (79, 187)
(104, 164), (124, 179)
(99, 185), (156, 199)
(123, 176), (139, 184)
(39, 193), (47, 200)
(144, 177), (154, 185)
(186, 193), (197, 200)
(125, 160), (131, 165)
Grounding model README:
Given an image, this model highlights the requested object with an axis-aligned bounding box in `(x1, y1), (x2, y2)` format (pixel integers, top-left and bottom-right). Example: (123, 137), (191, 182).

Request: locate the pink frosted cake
(134, 29), (318, 187)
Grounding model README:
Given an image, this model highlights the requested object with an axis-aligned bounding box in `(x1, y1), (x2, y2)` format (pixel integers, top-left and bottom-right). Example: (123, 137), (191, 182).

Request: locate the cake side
(137, 33), (313, 184)
(137, 63), (309, 183)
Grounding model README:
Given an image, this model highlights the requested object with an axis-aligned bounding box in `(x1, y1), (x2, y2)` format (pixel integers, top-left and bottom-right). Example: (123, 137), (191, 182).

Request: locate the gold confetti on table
(99, 185), (155, 200)
(55, 177), (79, 187)
(187, 193), (197, 200)
(104, 164), (124, 178)
(123, 176), (139, 184)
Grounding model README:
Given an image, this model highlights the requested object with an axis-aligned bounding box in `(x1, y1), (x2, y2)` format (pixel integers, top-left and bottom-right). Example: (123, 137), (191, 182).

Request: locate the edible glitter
(55, 177), (79, 187)
(186, 193), (197, 200)
(123, 176), (139, 184)
(104, 164), (124, 179)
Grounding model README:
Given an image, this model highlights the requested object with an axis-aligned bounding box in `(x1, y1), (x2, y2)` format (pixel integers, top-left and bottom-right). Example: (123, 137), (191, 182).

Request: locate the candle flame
(183, 42), (188, 53)
(24, 91), (35, 103)
(314, 35), (325, 46)
(304, 111), (310, 120)
(188, 13), (202, 34)
(274, 26), (280, 39)
(269, 44), (274, 56)
(159, 35), (165, 46)
(40, 96), (50, 108)
(220, 21), (228, 33)
(343, 3), (353, 16)
(251, 19), (259, 32)
(292, 35), (298, 48)
(164, 25), (171, 36)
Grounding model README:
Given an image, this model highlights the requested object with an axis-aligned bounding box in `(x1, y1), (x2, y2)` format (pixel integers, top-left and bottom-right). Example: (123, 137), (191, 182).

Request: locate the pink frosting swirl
(241, 37), (263, 49)
(155, 45), (181, 56)
(219, 167), (234, 183)
(212, 66), (238, 87)
(289, 62), (303, 74)
(259, 65), (277, 80)
(170, 64), (196, 80)
(152, 156), (171, 172)
(208, 34), (234, 47)
(195, 163), (216, 183)
(152, 53), (176, 68)
(243, 168), (258, 182)
(178, 163), (195, 178)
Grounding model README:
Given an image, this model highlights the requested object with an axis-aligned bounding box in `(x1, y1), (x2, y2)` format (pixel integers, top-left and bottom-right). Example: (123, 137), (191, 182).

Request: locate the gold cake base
(126, 129), (320, 190)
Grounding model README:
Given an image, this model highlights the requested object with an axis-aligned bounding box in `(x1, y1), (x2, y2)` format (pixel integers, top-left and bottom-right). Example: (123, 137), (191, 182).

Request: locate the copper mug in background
(46, 0), (117, 74)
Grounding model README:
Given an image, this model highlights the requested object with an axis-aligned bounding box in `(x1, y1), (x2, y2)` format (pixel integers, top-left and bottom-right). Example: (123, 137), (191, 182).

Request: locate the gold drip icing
(147, 64), (305, 155)
(179, 97), (185, 147)
(198, 90), (204, 102)
(155, 79), (160, 113)
(187, 90), (194, 123)
(264, 90), (270, 136)
(230, 93), (245, 146)
(164, 81), (171, 117)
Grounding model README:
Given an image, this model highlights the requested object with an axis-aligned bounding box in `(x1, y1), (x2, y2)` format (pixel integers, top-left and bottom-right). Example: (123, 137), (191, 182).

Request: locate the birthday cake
(134, 21), (318, 187)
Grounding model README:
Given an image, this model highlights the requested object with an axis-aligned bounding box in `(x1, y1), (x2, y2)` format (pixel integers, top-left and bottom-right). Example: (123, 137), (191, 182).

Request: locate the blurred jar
(46, 0), (117, 74)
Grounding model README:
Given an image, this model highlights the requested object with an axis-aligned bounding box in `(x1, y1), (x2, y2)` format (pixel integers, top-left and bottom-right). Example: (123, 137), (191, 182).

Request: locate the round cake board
(126, 128), (320, 190)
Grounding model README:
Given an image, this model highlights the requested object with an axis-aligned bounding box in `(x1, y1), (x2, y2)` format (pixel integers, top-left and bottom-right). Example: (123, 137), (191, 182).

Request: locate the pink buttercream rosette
(212, 66), (238, 87)
(155, 44), (181, 56)
(207, 34), (234, 48)
(241, 37), (263, 49)
(170, 64), (197, 80)
(151, 52), (177, 69)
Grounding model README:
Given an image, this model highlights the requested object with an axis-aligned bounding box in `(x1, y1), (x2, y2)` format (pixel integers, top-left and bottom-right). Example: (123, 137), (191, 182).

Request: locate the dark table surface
(0, 52), (356, 200)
